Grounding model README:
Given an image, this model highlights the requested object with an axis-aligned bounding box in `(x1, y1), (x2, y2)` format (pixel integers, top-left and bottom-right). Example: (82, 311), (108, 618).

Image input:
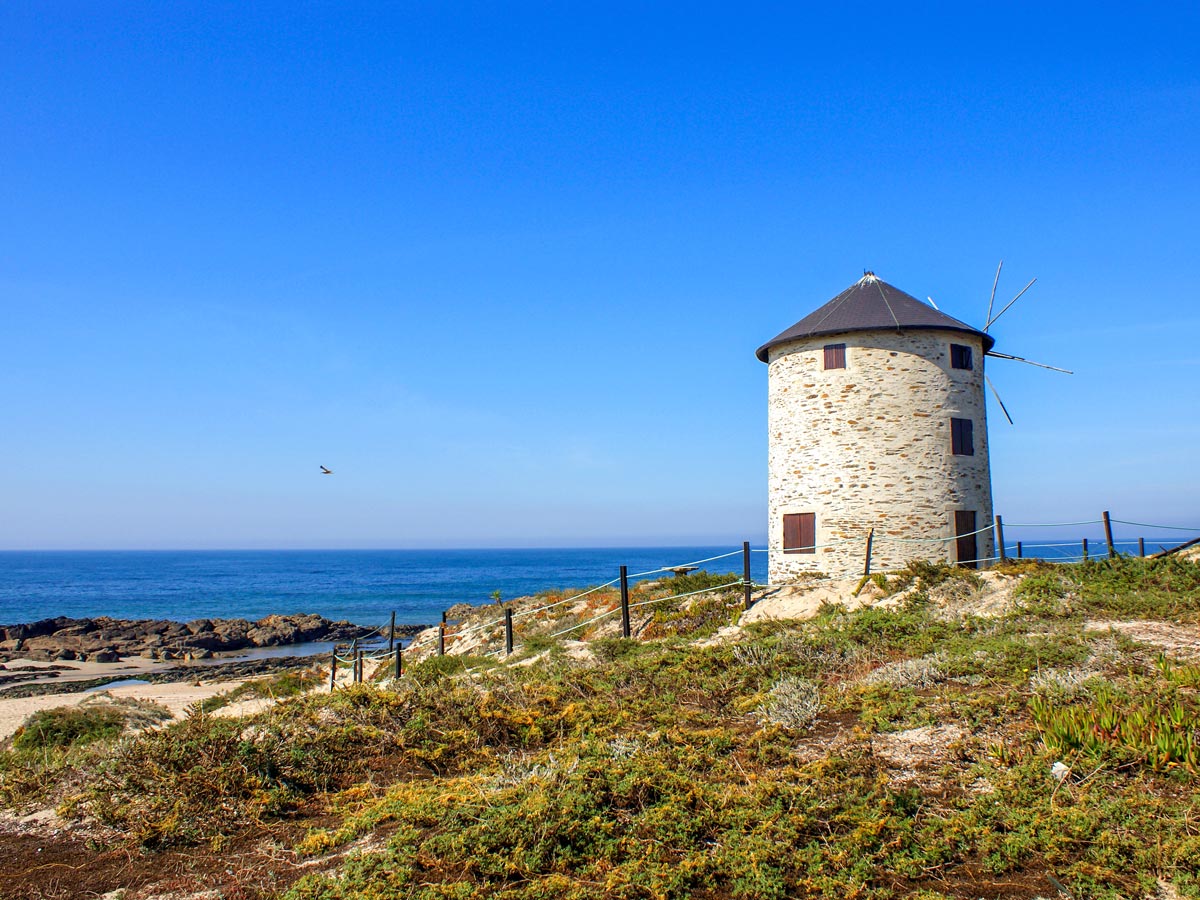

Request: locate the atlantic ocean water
(0, 548), (768, 629)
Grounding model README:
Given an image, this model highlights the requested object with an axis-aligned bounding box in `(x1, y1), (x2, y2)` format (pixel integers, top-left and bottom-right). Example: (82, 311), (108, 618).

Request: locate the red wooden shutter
(783, 514), (801, 551)
(798, 513), (815, 552)
(824, 344), (846, 369)
(783, 513), (815, 553)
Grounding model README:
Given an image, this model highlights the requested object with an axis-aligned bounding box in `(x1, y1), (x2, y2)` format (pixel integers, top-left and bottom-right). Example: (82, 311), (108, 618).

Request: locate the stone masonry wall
(767, 328), (994, 582)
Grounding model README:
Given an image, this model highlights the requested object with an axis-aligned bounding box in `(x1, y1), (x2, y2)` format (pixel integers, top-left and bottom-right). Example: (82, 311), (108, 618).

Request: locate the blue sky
(2, 2), (1198, 549)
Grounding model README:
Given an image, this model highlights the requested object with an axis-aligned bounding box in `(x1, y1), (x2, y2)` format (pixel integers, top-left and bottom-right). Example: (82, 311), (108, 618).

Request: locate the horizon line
(0, 542), (772, 554)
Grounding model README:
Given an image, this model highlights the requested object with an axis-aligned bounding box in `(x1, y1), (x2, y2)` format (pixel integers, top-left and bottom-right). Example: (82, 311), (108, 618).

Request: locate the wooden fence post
(438, 623), (445, 656)
(742, 542), (752, 611)
(619, 565), (631, 639)
(357, 649), (365, 683)
(505, 607), (514, 655)
(1138, 537), (1145, 557)
(1103, 511), (1115, 558)
(388, 611), (396, 653)
(394, 645), (402, 679)
(329, 649), (337, 691)
(862, 528), (874, 577)
(1082, 538), (1089, 561)
(995, 516), (1006, 562)
(1017, 541), (1023, 559)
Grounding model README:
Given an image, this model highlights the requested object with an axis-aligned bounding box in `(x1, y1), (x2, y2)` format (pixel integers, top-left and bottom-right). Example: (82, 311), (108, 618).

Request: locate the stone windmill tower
(756, 272), (995, 582)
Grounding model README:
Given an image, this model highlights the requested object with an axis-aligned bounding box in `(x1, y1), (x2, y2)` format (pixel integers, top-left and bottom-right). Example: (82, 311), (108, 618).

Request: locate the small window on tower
(950, 344), (973, 370)
(783, 513), (816, 553)
(824, 344), (846, 370)
(951, 417), (974, 456)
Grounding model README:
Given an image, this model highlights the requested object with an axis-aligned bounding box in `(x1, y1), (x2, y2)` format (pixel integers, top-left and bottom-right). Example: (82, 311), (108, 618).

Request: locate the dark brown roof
(755, 274), (995, 362)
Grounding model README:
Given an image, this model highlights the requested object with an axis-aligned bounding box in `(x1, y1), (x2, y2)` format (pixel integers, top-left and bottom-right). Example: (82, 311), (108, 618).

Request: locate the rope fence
(324, 509), (1198, 687)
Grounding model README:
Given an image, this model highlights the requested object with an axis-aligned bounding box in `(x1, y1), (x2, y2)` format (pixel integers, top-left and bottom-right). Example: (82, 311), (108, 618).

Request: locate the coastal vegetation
(194, 667), (326, 714)
(1, 556), (1198, 899)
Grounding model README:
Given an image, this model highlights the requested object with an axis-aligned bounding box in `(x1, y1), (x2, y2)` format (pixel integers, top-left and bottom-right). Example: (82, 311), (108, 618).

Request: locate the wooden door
(955, 511), (978, 569)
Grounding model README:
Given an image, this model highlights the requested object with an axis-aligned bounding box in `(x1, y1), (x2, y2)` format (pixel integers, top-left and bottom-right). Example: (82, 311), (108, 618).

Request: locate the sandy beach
(0, 657), (321, 743)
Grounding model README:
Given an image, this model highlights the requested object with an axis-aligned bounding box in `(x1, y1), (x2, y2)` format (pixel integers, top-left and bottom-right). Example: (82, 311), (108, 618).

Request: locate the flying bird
(320, 466), (333, 475)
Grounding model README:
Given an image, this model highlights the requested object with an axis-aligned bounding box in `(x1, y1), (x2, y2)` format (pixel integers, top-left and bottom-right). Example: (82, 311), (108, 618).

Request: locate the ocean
(0, 548), (767, 629)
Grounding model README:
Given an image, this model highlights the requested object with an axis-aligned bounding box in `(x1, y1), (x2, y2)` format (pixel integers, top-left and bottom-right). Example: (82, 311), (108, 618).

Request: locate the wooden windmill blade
(979, 263), (1073, 427)
(984, 349), (1073, 374)
(983, 374), (1014, 425)
(984, 260), (1002, 328)
(986, 278), (1037, 330)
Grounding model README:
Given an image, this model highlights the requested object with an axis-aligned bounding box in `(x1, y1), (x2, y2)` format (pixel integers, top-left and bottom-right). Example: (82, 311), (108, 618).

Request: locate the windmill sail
(985, 349), (1073, 374)
(986, 278), (1037, 330)
(984, 261), (1002, 328)
(978, 265), (1072, 427)
(984, 374), (1014, 425)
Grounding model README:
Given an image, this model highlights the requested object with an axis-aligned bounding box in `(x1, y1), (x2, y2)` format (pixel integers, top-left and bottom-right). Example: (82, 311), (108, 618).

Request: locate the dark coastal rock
(0, 613), (385, 664)
(1, 617), (76, 642)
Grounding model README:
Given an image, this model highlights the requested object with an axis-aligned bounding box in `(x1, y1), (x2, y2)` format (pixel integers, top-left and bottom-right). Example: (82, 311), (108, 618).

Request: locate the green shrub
(656, 569), (743, 596)
(644, 594), (738, 639)
(1012, 556), (1200, 621)
(11, 697), (171, 751)
(13, 706), (128, 750)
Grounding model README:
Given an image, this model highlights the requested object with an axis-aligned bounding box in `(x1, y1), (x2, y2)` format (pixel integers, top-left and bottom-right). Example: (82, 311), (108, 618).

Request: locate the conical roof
(755, 273), (994, 362)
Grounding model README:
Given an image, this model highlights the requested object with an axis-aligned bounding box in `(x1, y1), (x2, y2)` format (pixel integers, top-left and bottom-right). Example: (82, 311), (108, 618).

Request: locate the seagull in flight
(320, 465), (333, 475)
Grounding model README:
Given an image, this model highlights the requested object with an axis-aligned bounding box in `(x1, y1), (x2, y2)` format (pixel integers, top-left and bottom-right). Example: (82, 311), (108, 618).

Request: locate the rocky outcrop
(0, 614), (411, 663)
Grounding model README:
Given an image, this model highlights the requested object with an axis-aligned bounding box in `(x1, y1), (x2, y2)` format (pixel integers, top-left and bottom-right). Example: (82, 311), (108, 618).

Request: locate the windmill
(935, 262), (1073, 425)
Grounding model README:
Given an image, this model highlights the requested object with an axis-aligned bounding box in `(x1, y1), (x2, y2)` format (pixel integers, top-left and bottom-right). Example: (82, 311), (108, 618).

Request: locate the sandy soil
(1084, 619), (1200, 660)
(741, 576), (894, 624)
(738, 570), (1022, 626)
(0, 667), (253, 743)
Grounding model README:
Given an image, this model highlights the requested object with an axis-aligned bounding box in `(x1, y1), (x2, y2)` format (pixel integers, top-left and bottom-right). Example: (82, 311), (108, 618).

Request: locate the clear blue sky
(2, 3), (1197, 549)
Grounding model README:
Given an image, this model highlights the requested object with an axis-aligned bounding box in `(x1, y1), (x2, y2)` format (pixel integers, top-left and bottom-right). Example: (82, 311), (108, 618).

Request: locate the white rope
(1014, 540), (1098, 549)
(626, 580), (744, 612)
(1004, 520), (1103, 528)
(626, 548), (744, 579)
(546, 605), (621, 639)
(402, 635), (439, 656)
(878, 522), (995, 544)
(448, 616), (506, 639)
(1111, 519), (1200, 532)
(509, 578), (622, 622)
